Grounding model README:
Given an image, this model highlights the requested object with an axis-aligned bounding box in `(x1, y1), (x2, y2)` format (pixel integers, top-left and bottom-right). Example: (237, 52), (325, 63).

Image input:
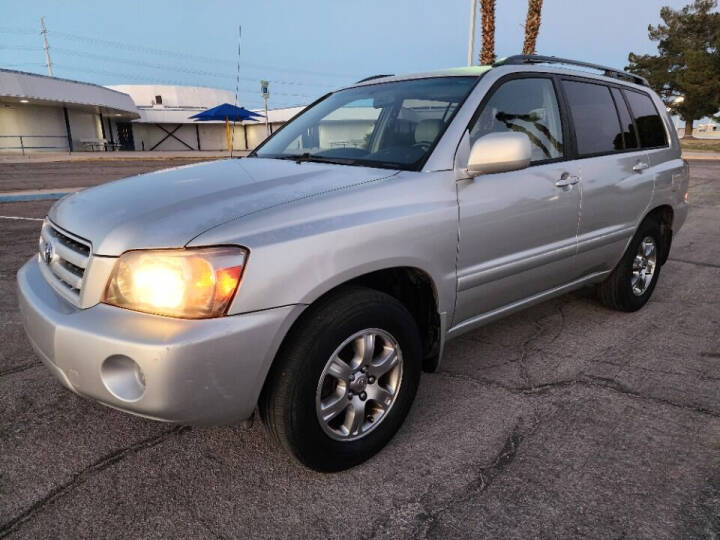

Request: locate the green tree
(627, 0), (720, 138)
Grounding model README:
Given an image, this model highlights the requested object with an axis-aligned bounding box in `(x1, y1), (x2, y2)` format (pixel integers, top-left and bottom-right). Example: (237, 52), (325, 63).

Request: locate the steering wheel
(412, 141), (431, 151)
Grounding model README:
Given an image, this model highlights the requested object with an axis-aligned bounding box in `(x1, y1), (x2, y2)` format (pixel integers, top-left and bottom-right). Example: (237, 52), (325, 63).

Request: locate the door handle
(633, 161), (649, 172)
(555, 172), (580, 188)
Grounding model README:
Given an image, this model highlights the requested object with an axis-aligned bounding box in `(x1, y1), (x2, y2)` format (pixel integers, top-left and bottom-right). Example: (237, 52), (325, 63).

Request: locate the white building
(0, 68), (139, 153)
(108, 85), (303, 152)
(0, 68), (306, 153)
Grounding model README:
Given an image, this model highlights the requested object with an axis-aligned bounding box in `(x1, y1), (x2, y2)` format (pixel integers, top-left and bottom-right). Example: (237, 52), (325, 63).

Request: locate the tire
(597, 217), (663, 312)
(259, 286), (422, 472)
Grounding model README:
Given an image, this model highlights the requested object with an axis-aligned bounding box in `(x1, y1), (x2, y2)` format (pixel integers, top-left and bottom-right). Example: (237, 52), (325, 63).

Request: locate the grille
(38, 220), (91, 305)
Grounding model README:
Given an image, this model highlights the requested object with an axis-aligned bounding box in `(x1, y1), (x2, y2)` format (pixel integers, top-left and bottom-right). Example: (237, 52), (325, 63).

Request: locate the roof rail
(356, 74), (394, 83)
(493, 55), (649, 87)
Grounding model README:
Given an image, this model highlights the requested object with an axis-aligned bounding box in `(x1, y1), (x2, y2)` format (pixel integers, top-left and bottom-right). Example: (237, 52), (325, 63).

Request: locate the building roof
(0, 68), (139, 118)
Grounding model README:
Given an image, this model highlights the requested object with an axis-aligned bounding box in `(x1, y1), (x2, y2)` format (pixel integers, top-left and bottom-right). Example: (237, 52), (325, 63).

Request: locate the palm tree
(522, 0), (543, 55)
(479, 0), (496, 65)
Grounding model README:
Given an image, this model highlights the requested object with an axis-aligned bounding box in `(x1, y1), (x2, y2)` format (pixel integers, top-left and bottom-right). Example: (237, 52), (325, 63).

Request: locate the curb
(0, 192), (71, 203)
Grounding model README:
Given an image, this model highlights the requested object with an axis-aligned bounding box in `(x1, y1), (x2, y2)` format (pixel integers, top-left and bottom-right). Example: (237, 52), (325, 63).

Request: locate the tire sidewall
(286, 293), (421, 470)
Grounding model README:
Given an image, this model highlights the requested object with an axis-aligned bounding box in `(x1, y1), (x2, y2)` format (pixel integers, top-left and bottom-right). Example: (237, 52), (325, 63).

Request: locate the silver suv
(18, 56), (689, 471)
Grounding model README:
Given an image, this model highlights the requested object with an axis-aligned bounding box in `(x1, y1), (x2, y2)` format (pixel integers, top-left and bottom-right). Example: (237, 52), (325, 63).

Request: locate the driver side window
(470, 77), (564, 163)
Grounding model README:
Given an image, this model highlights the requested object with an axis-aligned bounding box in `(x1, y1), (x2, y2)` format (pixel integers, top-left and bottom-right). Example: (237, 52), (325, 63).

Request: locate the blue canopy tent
(189, 103), (264, 151)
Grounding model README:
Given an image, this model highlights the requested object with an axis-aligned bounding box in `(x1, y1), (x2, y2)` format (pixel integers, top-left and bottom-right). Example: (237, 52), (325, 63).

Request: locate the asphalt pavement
(0, 160), (718, 539)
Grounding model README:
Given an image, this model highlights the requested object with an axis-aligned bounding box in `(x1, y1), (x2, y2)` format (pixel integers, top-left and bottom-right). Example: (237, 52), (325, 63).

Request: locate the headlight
(103, 247), (247, 318)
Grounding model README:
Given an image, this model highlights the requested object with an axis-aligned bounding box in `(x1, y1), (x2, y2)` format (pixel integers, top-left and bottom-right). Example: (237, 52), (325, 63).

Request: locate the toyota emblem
(43, 241), (54, 265)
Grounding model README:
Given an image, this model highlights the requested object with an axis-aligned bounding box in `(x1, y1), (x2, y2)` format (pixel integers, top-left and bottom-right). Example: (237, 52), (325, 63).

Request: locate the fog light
(101, 355), (146, 402)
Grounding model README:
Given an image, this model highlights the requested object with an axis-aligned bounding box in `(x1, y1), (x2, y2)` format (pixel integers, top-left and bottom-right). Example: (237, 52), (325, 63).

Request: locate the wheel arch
(266, 266), (442, 391)
(642, 204), (674, 265)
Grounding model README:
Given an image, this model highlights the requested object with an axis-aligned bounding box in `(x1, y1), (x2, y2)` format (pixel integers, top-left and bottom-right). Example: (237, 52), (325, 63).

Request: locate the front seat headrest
(414, 119), (443, 144)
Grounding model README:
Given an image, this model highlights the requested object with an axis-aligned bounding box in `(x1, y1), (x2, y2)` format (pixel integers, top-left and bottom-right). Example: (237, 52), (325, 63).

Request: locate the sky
(0, 0), (695, 110)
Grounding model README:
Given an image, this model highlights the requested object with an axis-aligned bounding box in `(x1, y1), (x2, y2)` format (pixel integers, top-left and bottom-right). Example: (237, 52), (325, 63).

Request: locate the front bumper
(17, 257), (303, 425)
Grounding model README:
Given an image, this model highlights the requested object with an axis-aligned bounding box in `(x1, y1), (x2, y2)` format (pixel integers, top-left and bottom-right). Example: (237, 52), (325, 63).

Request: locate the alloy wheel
(631, 236), (657, 296)
(315, 328), (403, 441)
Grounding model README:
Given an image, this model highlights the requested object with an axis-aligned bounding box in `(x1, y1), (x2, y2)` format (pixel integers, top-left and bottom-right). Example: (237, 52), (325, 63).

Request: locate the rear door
(454, 75), (581, 326)
(622, 89), (681, 213)
(560, 79), (654, 276)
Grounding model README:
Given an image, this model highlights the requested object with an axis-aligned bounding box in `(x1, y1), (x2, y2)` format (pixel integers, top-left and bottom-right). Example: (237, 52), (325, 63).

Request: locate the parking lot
(1, 159), (718, 538)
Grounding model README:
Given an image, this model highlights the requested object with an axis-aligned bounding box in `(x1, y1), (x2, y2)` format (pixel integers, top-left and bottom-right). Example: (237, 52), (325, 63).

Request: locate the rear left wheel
(597, 217), (663, 312)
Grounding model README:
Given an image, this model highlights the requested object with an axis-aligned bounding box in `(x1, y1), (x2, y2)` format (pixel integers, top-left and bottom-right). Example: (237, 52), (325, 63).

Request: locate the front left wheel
(259, 286), (422, 472)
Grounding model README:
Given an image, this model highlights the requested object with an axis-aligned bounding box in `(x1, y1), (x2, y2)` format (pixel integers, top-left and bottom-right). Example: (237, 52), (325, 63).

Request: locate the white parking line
(0, 215), (44, 221)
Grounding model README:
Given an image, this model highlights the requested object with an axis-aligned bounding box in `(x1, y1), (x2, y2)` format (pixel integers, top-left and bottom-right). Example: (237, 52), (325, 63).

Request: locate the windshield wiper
(270, 152), (336, 164)
(264, 153), (403, 170)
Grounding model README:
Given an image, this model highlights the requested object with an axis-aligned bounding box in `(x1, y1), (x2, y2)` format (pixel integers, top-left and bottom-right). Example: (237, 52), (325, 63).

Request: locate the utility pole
(40, 17), (54, 76)
(467, 0), (477, 66)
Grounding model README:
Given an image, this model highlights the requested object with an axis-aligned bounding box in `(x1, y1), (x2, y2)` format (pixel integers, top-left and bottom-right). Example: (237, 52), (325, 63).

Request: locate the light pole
(260, 80), (270, 137)
(467, 0), (477, 66)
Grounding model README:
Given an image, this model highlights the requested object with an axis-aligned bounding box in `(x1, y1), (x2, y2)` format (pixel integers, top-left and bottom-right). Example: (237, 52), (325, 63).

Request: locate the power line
(47, 47), (340, 89)
(0, 46), (40, 52)
(0, 26), (36, 35)
(48, 29), (357, 80)
(0, 22), (349, 107)
(52, 63), (315, 98)
(50, 64), (311, 107)
(0, 62), (46, 68)
(0, 45), (347, 92)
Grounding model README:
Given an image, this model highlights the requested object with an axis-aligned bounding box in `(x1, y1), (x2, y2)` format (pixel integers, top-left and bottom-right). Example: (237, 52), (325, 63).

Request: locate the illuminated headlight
(103, 247), (248, 318)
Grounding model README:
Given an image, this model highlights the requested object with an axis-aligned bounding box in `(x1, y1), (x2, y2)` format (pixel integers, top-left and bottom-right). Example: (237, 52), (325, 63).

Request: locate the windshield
(252, 76), (478, 170)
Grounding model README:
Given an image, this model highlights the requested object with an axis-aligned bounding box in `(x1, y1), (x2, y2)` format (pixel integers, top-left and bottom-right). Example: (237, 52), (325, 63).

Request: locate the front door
(453, 75), (581, 326)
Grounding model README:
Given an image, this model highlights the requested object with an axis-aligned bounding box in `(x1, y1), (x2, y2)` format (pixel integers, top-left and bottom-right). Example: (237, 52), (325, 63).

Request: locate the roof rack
(356, 74), (394, 83)
(493, 55), (649, 87)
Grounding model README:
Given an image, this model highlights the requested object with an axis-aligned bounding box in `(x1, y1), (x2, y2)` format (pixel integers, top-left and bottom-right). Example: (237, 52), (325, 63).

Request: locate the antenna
(40, 17), (54, 76)
(230, 24), (241, 158)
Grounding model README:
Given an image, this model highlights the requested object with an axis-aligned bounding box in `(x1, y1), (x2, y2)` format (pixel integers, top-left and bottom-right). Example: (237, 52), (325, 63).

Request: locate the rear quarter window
(623, 90), (668, 148)
(562, 80), (623, 156)
(610, 88), (638, 150)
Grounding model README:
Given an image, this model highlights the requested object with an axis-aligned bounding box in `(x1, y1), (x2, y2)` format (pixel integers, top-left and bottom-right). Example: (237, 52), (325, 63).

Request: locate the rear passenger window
(470, 78), (564, 163)
(562, 80), (622, 155)
(623, 90), (668, 148)
(610, 88), (638, 149)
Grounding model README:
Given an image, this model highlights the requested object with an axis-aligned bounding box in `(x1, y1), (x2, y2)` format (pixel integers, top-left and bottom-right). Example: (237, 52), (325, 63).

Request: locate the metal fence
(0, 135), (69, 155)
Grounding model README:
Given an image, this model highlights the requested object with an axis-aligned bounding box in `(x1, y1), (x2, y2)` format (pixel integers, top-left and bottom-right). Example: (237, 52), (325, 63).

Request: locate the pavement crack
(435, 370), (720, 419)
(668, 257), (720, 269)
(0, 425), (191, 538)
(476, 301), (570, 381)
(419, 423), (530, 539)
(367, 423), (527, 540)
(0, 362), (38, 377)
(582, 375), (720, 418)
(466, 424), (522, 494)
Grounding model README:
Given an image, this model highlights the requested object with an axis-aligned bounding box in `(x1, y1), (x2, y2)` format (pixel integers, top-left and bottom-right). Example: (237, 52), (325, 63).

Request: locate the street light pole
(260, 80), (270, 137)
(264, 97), (269, 136)
(467, 0), (477, 66)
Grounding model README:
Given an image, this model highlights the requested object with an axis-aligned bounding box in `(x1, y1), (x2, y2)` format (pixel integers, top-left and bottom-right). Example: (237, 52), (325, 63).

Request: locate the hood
(49, 158), (396, 256)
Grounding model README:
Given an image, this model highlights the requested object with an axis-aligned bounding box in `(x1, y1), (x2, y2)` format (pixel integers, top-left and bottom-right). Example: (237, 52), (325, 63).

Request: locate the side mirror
(466, 132), (531, 176)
